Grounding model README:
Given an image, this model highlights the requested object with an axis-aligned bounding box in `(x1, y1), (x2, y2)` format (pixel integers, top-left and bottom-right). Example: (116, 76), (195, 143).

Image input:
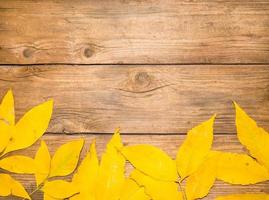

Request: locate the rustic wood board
(1, 0), (269, 64)
(0, 65), (268, 134)
(1, 134), (268, 200)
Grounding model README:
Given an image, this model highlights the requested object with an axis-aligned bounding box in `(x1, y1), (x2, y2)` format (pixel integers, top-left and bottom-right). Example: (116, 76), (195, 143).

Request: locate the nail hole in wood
(23, 48), (33, 58)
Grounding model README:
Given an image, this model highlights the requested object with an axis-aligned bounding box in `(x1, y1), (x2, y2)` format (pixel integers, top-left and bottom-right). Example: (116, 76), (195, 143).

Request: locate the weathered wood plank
(1, 134), (268, 200)
(0, 0), (269, 64)
(0, 65), (268, 134)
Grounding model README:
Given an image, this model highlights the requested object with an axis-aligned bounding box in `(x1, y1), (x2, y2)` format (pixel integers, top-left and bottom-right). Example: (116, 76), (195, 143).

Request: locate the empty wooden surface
(1, 0), (269, 199)
(1, 0), (269, 64)
(0, 65), (269, 134)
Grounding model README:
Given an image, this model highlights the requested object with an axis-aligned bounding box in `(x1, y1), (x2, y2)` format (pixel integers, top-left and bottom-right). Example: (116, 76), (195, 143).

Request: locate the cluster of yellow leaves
(0, 89), (269, 200)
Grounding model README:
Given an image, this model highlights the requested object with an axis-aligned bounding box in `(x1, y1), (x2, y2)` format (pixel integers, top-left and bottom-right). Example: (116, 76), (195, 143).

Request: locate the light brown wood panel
(0, 65), (268, 134)
(0, 0), (269, 64)
(1, 134), (268, 200)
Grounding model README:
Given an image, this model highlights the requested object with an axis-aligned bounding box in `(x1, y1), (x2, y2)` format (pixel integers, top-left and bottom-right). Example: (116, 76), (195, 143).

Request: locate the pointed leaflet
(71, 140), (99, 200)
(176, 115), (215, 179)
(0, 120), (11, 154)
(121, 144), (177, 181)
(0, 89), (15, 126)
(130, 169), (182, 200)
(0, 155), (35, 174)
(120, 178), (150, 200)
(42, 180), (79, 199)
(49, 139), (84, 177)
(185, 152), (217, 200)
(0, 173), (30, 199)
(35, 141), (51, 186)
(0, 90), (14, 153)
(215, 194), (269, 200)
(234, 102), (269, 169)
(3, 100), (53, 154)
(95, 129), (126, 200)
(215, 151), (269, 185)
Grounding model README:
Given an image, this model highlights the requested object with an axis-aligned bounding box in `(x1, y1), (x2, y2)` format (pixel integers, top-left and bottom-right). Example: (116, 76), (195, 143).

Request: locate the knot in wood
(84, 48), (93, 58)
(134, 72), (151, 87)
(23, 48), (33, 58)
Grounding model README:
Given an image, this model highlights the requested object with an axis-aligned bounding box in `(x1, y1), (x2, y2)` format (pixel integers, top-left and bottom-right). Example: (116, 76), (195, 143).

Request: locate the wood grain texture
(1, 0), (269, 64)
(0, 65), (268, 134)
(1, 134), (268, 200)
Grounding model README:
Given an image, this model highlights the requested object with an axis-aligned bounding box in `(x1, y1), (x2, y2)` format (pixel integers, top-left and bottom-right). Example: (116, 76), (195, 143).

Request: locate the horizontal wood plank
(1, 0), (269, 64)
(0, 65), (268, 134)
(1, 134), (268, 200)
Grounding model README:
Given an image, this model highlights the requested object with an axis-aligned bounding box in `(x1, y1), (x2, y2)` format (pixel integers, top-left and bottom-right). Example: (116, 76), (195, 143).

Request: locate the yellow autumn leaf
(176, 115), (215, 179)
(42, 180), (79, 199)
(215, 193), (269, 200)
(0, 89), (15, 126)
(49, 139), (84, 177)
(44, 193), (61, 200)
(0, 120), (11, 154)
(185, 152), (217, 200)
(3, 99), (53, 154)
(0, 173), (30, 199)
(121, 144), (177, 181)
(0, 155), (35, 174)
(35, 140), (51, 186)
(95, 129), (126, 200)
(120, 178), (150, 200)
(71, 140), (99, 200)
(130, 169), (182, 200)
(216, 151), (269, 185)
(234, 102), (269, 169)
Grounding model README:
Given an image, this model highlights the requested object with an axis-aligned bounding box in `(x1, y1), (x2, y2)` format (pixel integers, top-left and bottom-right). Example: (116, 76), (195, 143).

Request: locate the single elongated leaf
(0, 155), (35, 174)
(120, 178), (150, 200)
(49, 139), (84, 177)
(71, 140), (99, 200)
(234, 102), (269, 169)
(35, 141), (51, 186)
(176, 115), (215, 179)
(95, 130), (125, 200)
(4, 100), (53, 154)
(216, 152), (269, 185)
(130, 170), (182, 200)
(0, 121), (11, 154)
(186, 152), (217, 200)
(215, 193), (269, 200)
(43, 180), (79, 199)
(0, 89), (15, 126)
(0, 173), (30, 199)
(121, 144), (177, 181)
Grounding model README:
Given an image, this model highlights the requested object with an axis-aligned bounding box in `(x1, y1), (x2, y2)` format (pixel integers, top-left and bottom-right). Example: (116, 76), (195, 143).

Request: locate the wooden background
(0, 0), (269, 199)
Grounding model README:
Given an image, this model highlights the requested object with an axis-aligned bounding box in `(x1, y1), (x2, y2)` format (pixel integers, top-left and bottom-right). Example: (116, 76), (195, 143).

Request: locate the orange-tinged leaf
(186, 152), (217, 200)
(234, 102), (269, 169)
(0, 155), (35, 174)
(216, 151), (269, 185)
(3, 100), (53, 154)
(121, 144), (177, 181)
(49, 139), (84, 177)
(130, 170), (182, 200)
(71, 140), (99, 200)
(42, 180), (79, 199)
(0, 89), (15, 126)
(215, 193), (269, 200)
(95, 130), (125, 200)
(176, 115), (215, 179)
(44, 193), (60, 200)
(0, 173), (30, 199)
(35, 141), (51, 186)
(120, 178), (150, 200)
